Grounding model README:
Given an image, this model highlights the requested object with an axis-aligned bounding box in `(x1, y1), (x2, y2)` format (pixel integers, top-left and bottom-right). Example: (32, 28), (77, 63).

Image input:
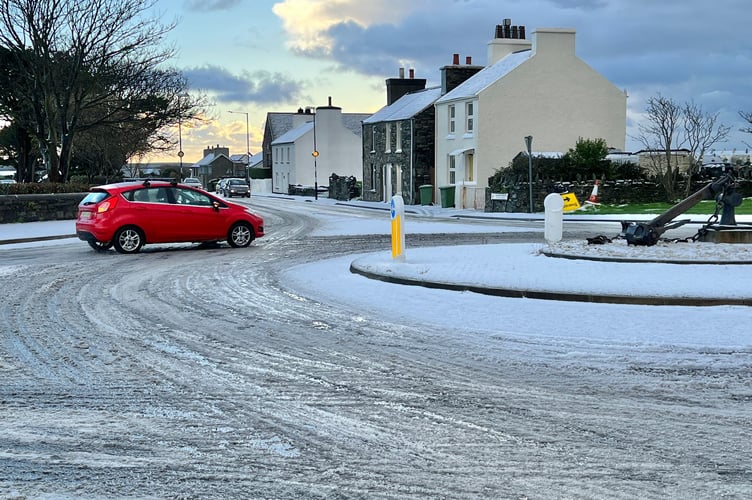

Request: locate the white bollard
(544, 193), (564, 243)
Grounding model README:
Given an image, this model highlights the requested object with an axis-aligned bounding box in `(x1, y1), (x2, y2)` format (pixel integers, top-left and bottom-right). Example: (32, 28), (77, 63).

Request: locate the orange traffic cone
(588, 180), (600, 203)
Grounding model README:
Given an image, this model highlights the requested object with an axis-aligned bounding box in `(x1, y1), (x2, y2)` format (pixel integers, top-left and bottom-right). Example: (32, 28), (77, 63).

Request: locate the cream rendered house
(435, 22), (627, 209)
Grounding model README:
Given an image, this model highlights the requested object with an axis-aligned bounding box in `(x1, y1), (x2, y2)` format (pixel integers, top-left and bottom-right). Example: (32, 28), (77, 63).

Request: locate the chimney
(466, 56), (472, 65)
(385, 67), (427, 105)
(487, 19), (532, 66)
(441, 53), (483, 95)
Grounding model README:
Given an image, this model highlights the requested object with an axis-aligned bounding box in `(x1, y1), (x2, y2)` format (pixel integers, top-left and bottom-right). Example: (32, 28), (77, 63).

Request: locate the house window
(385, 123), (392, 152)
(448, 155), (456, 184)
(448, 105), (456, 134)
(285, 147), (290, 163)
(465, 102), (474, 133)
(370, 163), (376, 190)
(465, 153), (474, 182)
(395, 121), (402, 152)
(371, 126), (376, 153)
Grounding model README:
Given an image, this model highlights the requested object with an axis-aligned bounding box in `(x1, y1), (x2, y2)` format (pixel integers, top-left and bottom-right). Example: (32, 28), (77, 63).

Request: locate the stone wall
(485, 179), (752, 213)
(0, 193), (86, 223)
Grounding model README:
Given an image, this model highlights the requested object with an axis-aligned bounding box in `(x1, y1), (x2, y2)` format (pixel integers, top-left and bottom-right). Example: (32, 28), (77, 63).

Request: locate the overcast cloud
(169, 0), (752, 156)
(283, 0), (752, 148)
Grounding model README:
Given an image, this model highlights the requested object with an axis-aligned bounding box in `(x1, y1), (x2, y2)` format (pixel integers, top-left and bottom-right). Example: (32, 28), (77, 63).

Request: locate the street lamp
(312, 110), (319, 200)
(228, 110), (250, 178)
(524, 135), (533, 213)
(177, 94), (187, 177)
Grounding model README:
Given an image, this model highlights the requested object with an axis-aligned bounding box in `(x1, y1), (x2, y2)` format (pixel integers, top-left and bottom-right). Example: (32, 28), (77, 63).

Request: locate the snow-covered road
(0, 196), (750, 498)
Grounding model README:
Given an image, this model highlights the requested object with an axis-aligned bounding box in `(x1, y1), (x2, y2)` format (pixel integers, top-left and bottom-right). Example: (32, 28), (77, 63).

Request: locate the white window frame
(385, 122), (392, 152)
(448, 105), (456, 134)
(465, 101), (474, 133)
(395, 121), (402, 153)
(448, 155), (456, 185)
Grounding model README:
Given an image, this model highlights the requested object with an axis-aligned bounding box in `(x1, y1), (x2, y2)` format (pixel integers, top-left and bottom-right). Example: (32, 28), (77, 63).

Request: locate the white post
(544, 192), (564, 243)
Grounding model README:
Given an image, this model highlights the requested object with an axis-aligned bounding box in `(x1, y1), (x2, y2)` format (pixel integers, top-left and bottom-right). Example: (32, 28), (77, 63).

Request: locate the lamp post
(524, 135), (533, 213)
(178, 94), (186, 177)
(228, 110), (250, 178)
(312, 110), (319, 200)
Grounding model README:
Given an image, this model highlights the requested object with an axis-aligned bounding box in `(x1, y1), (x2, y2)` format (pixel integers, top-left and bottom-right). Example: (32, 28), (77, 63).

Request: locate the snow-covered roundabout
(350, 239), (752, 306)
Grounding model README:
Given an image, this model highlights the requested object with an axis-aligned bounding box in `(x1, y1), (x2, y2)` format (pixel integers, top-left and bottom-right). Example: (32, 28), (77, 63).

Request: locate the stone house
(434, 20), (628, 209)
(362, 61), (483, 204)
(192, 145), (246, 186)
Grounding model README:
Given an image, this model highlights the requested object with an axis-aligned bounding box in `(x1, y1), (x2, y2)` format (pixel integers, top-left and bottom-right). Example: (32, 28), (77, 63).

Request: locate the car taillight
(97, 196), (117, 213)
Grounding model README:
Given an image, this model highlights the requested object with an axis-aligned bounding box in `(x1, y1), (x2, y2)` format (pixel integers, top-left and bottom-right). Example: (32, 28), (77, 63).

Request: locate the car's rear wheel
(113, 226), (144, 254)
(88, 240), (113, 251)
(228, 222), (254, 248)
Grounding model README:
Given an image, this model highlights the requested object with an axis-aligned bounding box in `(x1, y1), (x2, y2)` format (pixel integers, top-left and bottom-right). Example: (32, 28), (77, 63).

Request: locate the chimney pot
(452, 53), (460, 65)
(328, 96), (332, 106)
(465, 56), (472, 65)
(409, 68), (415, 79)
(399, 67), (405, 78)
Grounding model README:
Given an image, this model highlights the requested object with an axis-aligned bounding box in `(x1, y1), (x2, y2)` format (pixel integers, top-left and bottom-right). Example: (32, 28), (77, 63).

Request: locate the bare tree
(634, 94), (685, 201)
(635, 94), (730, 201)
(682, 101), (729, 196)
(740, 110), (752, 149)
(0, 0), (201, 182)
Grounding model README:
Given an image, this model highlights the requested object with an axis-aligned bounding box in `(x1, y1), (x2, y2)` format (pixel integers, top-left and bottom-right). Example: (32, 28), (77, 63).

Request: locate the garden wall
(0, 193), (86, 223)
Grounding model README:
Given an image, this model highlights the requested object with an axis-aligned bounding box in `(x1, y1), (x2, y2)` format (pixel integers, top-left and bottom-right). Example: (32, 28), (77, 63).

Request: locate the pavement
(2, 214), (751, 307)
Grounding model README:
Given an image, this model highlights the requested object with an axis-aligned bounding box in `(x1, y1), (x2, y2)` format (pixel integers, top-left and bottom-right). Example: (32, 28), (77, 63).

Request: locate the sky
(3, 195), (750, 351)
(143, 0), (752, 165)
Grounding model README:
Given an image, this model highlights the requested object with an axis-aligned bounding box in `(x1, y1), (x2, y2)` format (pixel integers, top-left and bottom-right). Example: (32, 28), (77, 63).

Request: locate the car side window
(127, 188), (170, 203)
(175, 188), (213, 206)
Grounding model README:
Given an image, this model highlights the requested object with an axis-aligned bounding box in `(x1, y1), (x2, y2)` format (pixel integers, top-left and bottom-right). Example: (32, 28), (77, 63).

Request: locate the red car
(76, 179), (264, 254)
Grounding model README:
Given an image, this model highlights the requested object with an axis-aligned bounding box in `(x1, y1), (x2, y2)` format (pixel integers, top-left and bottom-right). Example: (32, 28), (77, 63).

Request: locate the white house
(434, 21), (627, 209)
(271, 98), (370, 194)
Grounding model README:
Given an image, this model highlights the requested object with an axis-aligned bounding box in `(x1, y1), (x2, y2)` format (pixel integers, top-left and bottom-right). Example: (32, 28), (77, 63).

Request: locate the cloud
(272, 0), (425, 53)
(272, 0), (752, 148)
(183, 65), (307, 104)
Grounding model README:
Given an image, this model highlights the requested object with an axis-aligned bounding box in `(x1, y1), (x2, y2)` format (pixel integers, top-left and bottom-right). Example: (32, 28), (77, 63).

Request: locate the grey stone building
(362, 59), (483, 205)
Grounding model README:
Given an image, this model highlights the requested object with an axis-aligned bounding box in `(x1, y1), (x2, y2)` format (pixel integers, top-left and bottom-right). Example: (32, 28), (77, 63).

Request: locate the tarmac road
(0, 197), (750, 498)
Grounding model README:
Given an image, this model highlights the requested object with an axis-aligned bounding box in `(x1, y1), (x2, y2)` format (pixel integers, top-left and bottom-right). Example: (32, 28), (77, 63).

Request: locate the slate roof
(191, 152), (231, 167)
(266, 111), (371, 140)
(363, 87), (442, 124)
(436, 50), (532, 103)
(271, 121), (314, 145)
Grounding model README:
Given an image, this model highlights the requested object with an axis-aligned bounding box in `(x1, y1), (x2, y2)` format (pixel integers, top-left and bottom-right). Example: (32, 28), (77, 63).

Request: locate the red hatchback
(76, 180), (264, 253)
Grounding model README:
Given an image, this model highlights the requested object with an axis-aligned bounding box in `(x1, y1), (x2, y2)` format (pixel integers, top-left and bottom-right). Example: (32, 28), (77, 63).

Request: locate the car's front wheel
(228, 222), (254, 248)
(88, 240), (113, 251)
(113, 226), (144, 254)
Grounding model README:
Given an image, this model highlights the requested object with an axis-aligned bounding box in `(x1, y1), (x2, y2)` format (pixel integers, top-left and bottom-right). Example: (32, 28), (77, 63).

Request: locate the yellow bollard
(390, 194), (405, 261)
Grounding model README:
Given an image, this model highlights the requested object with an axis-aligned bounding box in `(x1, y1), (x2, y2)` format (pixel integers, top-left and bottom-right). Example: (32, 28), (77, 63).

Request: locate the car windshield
(229, 179), (247, 185)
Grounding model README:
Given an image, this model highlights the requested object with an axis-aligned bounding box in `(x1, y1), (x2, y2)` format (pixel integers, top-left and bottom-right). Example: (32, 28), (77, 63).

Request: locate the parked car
(76, 179), (264, 254)
(182, 177), (202, 188)
(222, 178), (251, 198)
